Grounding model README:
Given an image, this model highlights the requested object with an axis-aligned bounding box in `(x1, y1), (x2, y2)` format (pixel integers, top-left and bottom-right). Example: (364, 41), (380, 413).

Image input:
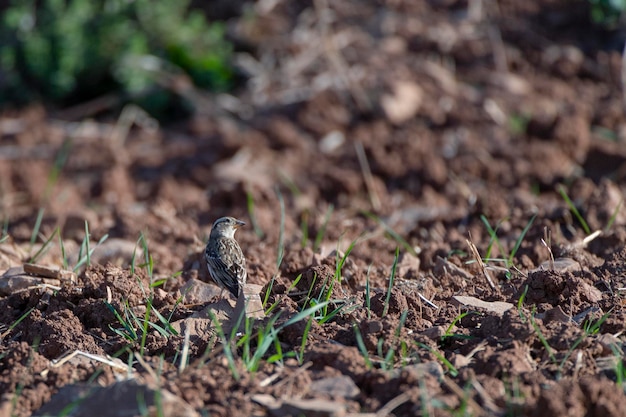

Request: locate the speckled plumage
(205, 217), (247, 298)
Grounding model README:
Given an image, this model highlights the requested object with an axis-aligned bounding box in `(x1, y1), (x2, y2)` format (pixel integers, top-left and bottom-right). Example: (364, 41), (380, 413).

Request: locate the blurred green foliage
(588, 0), (626, 26)
(0, 0), (233, 111)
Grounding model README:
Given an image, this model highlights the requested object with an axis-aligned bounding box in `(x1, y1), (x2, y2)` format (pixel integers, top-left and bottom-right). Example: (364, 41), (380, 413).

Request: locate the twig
(471, 377), (502, 414)
(418, 292), (439, 309)
(541, 226), (554, 270)
(135, 352), (159, 384)
(466, 236), (497, 290)
(582, 230), (602, 246)
(261, 362), (312, 389)
(442, 376), (486, 416)
(375, 391), (412, 417)
(354, 141), (381, 211)
(179, 326), (191, 374)
(50, 350), (128, 372)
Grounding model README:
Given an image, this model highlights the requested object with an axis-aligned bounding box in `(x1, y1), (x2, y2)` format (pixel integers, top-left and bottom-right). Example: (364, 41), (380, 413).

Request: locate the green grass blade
(335, 238), (358, 282)
(300, 210), (309, 249)
(208, 310), (239, 380)
(140, 232), (153, 278)
(246, 190), (264, 238)
(3, 306), (36, 337)
(73, 233), (109, 272)
(365, 263), (372, 319)
(480, 215), (506, 260)
(298, 317), (314, 365)
(44, 138), (72, 200)
(443, 312), (471, 339)
(59, 232), (68, 270)
(508, 214), (536, 266)
(317, 302), (346, 325)
(353, 323), (373, 369)
(139, 300), (152, 354)
(246, 315), (282, 372)
(281, 300), (331, 330)
(382, 247), (400, 318)
(605, 199), (623, 233)
(152, 308), (179, 336)
(529, 314), (556, 364)
(417, 342), (458, 377)
(517, 285), (529, 322)
(275, 186), (285, 269)
(558, 185), (591, 235)
(29, 226), (59, 264)
(84, 221), (91, 268)
(313, 204), (333, 252)
(363, 211), (417, 257)
(0, 217), (9, 243)
(104, 301), (137, 341)
(29, 208), (45, 252)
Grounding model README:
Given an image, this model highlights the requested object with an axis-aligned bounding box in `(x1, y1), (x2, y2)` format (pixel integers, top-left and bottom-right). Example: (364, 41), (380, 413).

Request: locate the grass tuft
(73, 223), (109, 272)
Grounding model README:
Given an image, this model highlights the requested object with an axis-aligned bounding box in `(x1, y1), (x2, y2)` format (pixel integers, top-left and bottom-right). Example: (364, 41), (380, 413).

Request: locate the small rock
(253, 395), (346, 417)
(534, 257), (579, 273)
(380, 36), (407, 55)
(572, 306), (602, 325)
(421, 326), (446, 340)
(596, 333), (621, 356)
(319, 130), (345, 154)
(451, 353), (472, 369)
(491, 73), (531, 95)
(252, 394), (281, 410)
(580, 282), (602, 303)
(451, 296), (513, 315)
(381, 80), (423, 125)
(0, 266), (61, 295)
(171, 314), (216, 345)
(310, 376), (360, 399)
(400, 361), (445, 380)
(543, 306), (572, 324)
(24, 263), (76, 282)
(89, 238), (144, 266)
(243, 283), (265, 319)
(281, 398), (346, 417)
(433, 256), (471, 280)
(179, 278), (223, 304)
(365, 320), (383, 333)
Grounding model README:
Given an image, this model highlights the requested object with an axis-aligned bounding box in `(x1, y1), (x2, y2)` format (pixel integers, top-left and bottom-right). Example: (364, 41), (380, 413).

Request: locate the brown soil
(2, 0), (626, 416)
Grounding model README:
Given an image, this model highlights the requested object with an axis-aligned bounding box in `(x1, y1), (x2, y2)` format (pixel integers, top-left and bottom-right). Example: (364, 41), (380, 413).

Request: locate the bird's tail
(231, 291), (247, 334)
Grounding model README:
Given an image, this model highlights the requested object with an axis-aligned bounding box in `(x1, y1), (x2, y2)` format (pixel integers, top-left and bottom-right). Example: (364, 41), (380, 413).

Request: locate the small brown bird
(205, 217), (247, 298)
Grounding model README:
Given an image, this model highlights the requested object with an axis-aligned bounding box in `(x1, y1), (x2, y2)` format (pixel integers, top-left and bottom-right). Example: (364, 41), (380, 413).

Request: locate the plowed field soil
(2, 1), (626, 416)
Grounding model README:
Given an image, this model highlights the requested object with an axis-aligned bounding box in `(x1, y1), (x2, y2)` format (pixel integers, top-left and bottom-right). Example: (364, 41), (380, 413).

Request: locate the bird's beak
(234, 220), (246, 228)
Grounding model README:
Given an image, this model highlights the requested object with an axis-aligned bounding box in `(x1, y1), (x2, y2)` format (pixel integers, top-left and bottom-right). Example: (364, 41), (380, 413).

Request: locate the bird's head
(211, 217), (245, 239)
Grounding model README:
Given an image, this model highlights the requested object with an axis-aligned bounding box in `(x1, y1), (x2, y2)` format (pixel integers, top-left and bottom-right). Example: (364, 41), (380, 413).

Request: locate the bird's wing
(206, 238), (246, 296)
